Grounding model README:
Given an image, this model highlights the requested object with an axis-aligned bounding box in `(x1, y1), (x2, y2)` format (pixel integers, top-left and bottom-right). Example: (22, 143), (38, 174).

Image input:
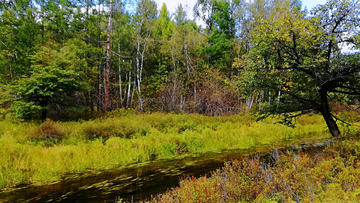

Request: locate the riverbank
(152, 133), (360, 202)
(0, 111), (331, 190)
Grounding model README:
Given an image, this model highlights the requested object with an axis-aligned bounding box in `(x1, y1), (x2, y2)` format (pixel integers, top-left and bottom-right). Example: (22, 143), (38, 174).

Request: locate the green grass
(0, 111), (332, 189)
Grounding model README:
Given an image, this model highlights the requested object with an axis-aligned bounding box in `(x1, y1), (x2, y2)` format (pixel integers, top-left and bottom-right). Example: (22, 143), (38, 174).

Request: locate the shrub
(27, 119), (65, 142)
(152, 139), (360, 203)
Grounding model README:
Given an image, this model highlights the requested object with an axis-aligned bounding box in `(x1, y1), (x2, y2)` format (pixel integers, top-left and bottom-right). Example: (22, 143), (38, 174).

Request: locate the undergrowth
(0, 111), (333, 189)
(151, 133), (360, 203)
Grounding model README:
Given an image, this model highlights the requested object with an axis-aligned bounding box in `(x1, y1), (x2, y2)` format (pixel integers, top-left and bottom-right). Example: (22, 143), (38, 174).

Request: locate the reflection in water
(0, 135), (331, 203)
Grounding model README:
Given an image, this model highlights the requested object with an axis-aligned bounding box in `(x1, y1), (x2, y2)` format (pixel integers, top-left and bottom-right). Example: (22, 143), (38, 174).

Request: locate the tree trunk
(277, 90), (281, 103)
(131, 74), (136, 107)
(41, 108), (47, 121)
(105, 0), (112, 112)
(194, 85), (197, 109)
(118, 45), (123, 107)
(135, 38), (143, 111)
(40, 101), (48, 121)
(184, 43), (190, 77)
(268, 91), (271, 105)
(97, 64), (102, 111)
(320, 90), (340, 137)
(127, 70), (131, 108)
(137, 38), (147, 111)
(259, 90), (264, 111)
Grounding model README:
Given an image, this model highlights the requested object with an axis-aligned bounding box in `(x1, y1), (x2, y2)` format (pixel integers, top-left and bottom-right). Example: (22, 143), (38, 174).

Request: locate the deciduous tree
(244, 0), (360, 137)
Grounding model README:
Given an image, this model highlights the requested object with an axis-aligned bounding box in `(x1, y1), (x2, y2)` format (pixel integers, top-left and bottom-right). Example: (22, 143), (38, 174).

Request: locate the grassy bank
(0, 111), (331, 189)
(152, 133), (360, 203)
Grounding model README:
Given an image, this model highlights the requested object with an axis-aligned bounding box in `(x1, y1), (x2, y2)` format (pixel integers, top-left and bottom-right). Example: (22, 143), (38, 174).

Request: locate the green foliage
(199, 0), (236, 70)
(0, 85), (16, 119)
(1, 0), (359, 120)
(15, 42), (90, 119)
(0, 5), (40, 82)
(155, 3), (173, 38)
(11, 101), (42, 120)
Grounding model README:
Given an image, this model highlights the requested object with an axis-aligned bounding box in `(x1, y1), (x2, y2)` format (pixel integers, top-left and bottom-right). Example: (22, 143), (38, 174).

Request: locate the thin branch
(89, 56), (107, 60)
(283, 109), (314, 120)
(286, 92), (318, 107)
(330, 89), (360, 96)
(274, 109), (314, 127)
(88, 38), (108, 43)
(331, 113), (360, 126)
(111, 50), (133, 59)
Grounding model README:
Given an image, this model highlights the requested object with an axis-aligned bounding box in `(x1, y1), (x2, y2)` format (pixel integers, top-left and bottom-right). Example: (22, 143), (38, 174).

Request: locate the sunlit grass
(0, 111), (336, 189)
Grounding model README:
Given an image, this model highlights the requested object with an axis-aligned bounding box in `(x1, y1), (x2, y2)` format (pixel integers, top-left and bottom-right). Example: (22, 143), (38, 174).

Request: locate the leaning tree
(243, 0), (360, 137)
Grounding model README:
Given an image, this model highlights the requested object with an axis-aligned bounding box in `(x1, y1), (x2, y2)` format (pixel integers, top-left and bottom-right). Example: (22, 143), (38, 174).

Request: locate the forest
(1, 0), (360, 202)
(0, 0), (359, 136)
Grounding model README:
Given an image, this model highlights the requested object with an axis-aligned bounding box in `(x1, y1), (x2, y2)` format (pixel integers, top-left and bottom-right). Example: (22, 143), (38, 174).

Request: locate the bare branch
(111, 50), (133, 59)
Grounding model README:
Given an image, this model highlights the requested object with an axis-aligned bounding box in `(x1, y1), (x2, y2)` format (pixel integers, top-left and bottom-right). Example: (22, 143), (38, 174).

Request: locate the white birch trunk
(246, 95), (254, 110)
(268, 91), (271, 105)
(277, 90), (281, 103)
(259, 90), (264, 111)
(127, 70), (131, 108)
(131, 74), (136, 107)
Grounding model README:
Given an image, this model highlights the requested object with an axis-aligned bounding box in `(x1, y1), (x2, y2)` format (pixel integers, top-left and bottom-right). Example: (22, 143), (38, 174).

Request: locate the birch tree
(133, 0), (157, 110)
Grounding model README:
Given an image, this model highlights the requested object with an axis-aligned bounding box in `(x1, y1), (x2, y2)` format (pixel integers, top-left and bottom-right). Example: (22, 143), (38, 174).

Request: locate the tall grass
(0, 112), (333, 189)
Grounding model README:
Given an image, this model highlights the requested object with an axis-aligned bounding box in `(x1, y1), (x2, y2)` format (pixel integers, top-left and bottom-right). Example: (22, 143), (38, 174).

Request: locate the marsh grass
(0, 112), (335, 189)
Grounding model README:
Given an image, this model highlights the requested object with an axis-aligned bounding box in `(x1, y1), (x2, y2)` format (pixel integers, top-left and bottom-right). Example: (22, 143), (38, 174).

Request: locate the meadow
(0, 110), (332, 190)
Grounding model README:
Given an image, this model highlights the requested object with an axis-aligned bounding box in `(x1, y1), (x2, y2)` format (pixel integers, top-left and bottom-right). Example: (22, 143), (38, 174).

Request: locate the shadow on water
(0, 134), (332, 203)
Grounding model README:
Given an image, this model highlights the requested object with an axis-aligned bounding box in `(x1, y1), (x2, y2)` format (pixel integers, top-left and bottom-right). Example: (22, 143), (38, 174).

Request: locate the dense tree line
(0, 0), (359, 137)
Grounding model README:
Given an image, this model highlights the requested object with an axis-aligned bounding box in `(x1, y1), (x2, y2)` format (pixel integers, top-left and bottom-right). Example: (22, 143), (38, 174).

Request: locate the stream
(0, 135), (332, 203)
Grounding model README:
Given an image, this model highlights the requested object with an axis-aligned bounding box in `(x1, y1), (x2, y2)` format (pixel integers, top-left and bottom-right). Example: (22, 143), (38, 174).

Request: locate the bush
(152, 138), (360, 203)
(27, 119), (65, 141)
(12, 101), (42, 120)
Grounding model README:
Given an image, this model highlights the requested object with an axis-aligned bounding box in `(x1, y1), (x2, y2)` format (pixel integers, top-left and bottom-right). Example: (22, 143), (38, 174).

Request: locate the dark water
(0, 135), (332, 203)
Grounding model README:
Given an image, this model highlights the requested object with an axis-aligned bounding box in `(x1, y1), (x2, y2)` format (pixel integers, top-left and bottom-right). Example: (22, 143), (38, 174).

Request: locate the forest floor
(0, 110), (346, 191)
